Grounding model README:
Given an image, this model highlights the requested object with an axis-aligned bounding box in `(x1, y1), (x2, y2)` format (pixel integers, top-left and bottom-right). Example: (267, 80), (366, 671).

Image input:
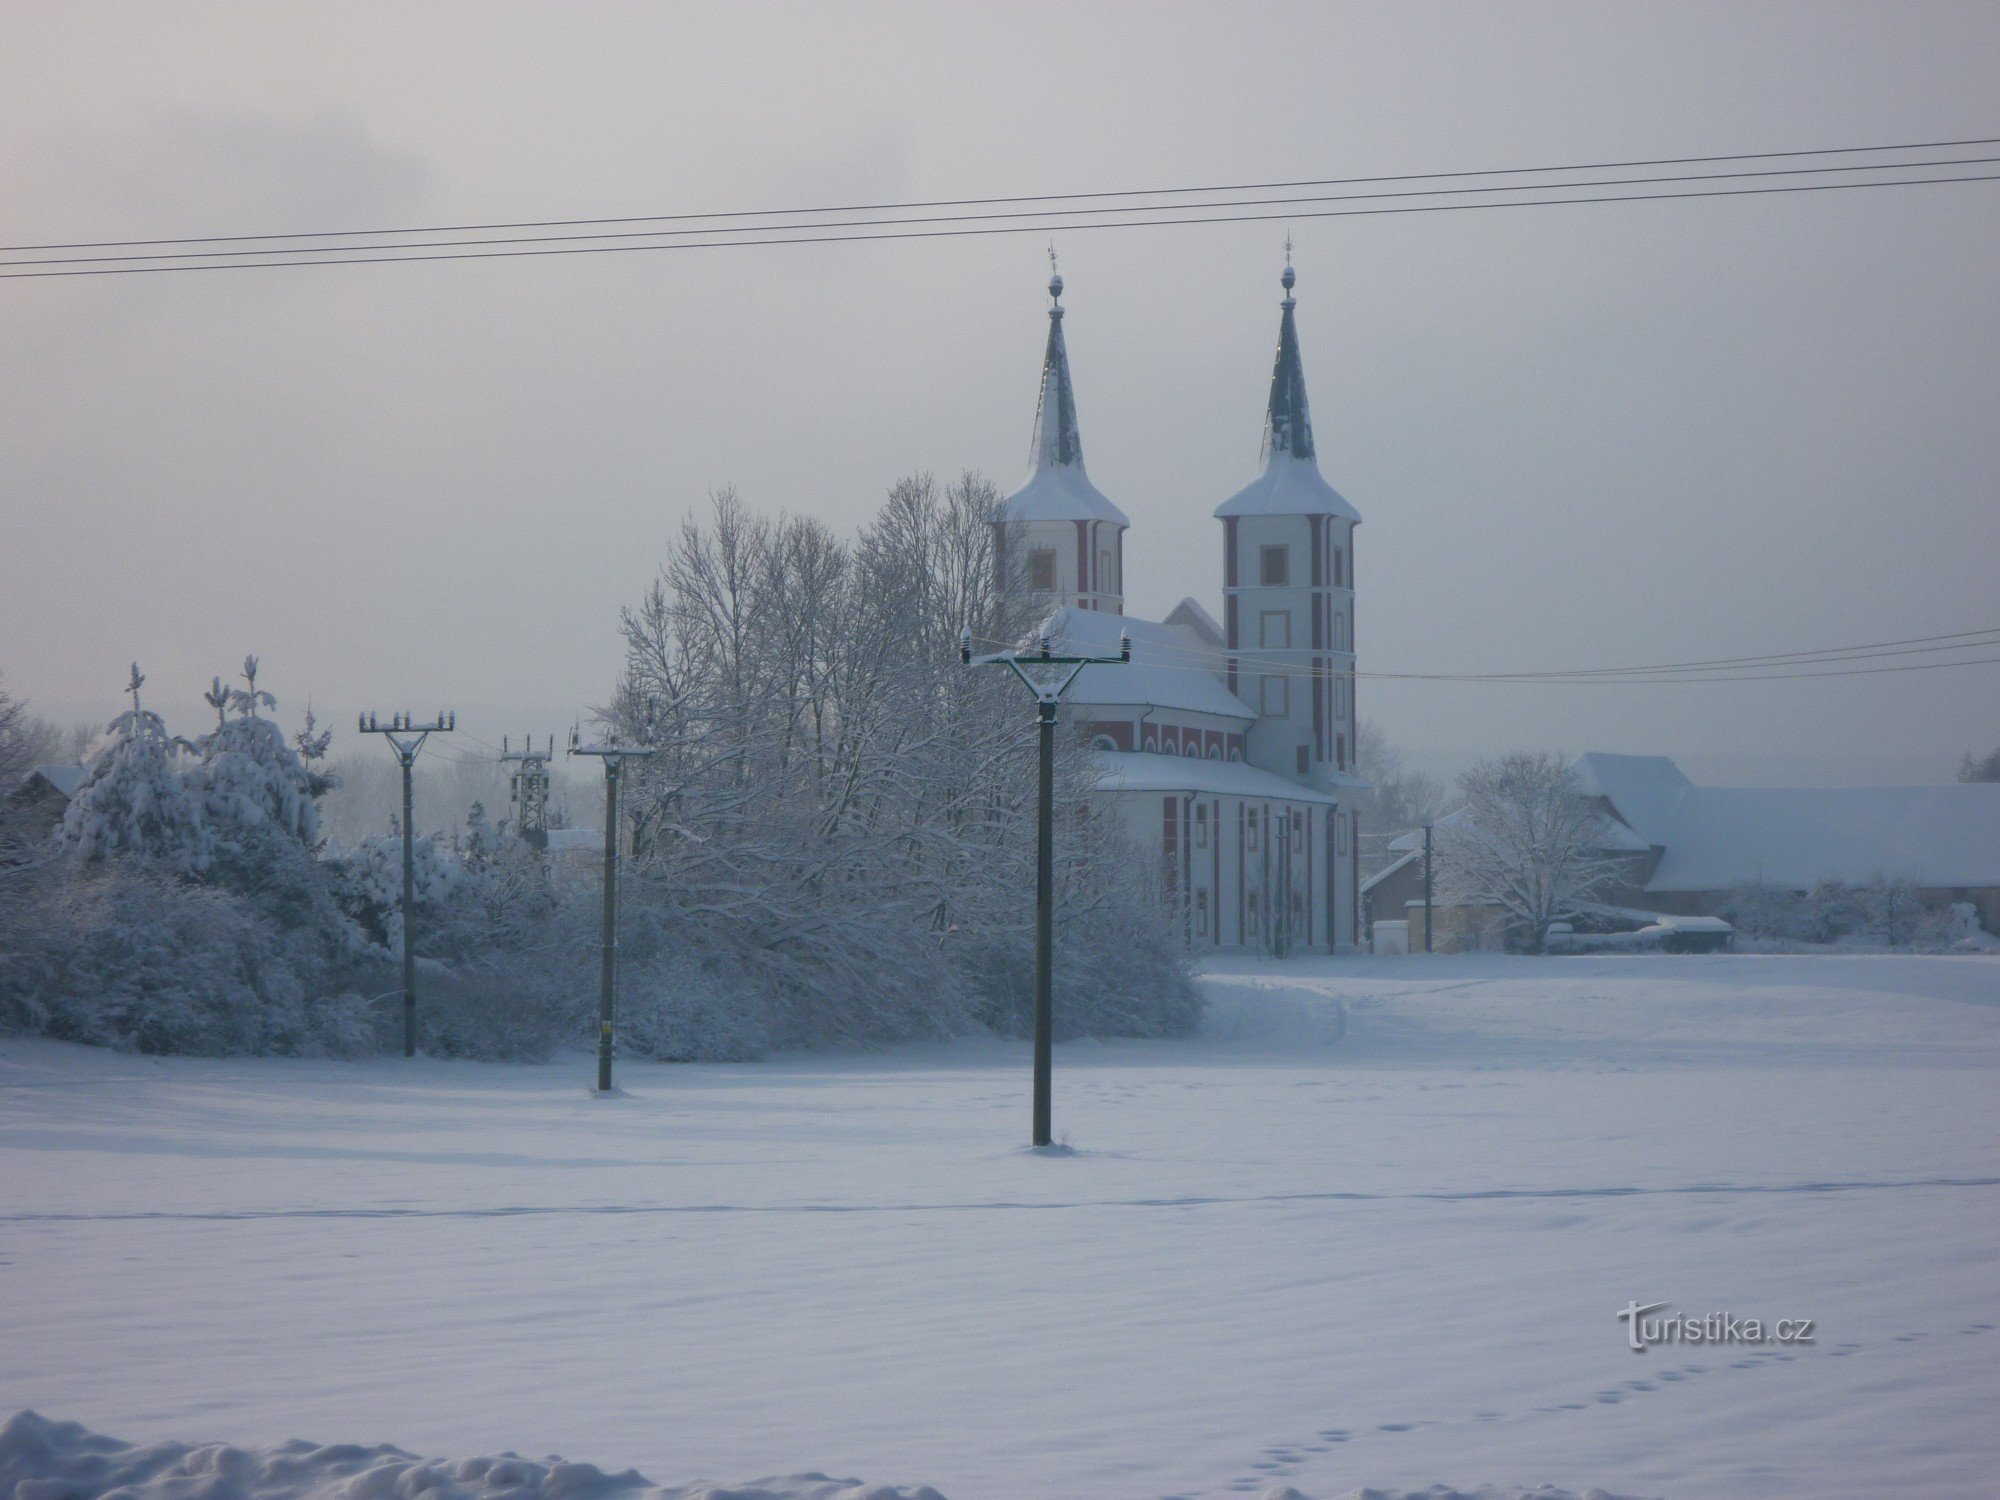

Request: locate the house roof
(998, 274), (1130, 529)
(1214, 265), (1362, 524)
(1581, 751), (2000, 891)
(1089, 751), (1346, 807)
(15, 764), (83, 800)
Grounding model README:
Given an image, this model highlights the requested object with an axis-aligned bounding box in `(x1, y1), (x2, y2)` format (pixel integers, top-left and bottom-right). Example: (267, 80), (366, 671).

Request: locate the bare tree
(1435, 750), (1623, 953)
(1350, 721), (1452, 876)
(1960, 746), (2000, 783)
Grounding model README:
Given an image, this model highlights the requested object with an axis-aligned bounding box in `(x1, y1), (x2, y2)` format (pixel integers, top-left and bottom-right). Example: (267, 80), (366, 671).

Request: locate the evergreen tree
(58, 665), (210, 876)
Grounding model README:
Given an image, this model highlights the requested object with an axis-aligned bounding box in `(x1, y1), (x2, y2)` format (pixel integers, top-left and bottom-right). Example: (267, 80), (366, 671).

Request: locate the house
(7, 764), (83, 836)
(991, 263), (1368, 953)
(1363, 752), (2000, 947)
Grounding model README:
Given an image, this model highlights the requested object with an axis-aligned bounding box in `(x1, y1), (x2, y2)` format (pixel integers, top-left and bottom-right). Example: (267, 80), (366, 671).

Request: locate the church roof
(999, 273), (1130, 528)
(1031, 605), (1254, 721)
(1090, 751), (1346, 807)
(1215, 264), (1362, 523)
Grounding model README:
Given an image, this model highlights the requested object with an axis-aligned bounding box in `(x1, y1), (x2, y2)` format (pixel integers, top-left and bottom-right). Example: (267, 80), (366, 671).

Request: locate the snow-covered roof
(998, 275), (1130, 529)
(16, 763), (83, 799)
(1572, 752), (1692, 845)
(1214, 266), (1362, 524)
(1089, 751), (1346, 807)
(1033, 606), (1256, 721)
(1163, 596), (1224, 648)
(1359, 846), (1421, 895)
(1645, 784), (2000, 891)
(1580, 752), (2000, 891)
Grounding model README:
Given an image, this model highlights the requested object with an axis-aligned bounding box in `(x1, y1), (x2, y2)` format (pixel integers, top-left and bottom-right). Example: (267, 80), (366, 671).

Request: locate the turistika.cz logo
(1617, 1301), (1816, 1352)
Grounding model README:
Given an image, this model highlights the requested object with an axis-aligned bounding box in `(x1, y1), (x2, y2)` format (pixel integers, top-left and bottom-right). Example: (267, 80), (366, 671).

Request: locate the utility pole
(359, 710), (456, 1056)
(499, 735), (555, 850)
(964, 624), (1129, 1148)
(1422, 821), (1435, 954)
(569, 730), (655, 1094)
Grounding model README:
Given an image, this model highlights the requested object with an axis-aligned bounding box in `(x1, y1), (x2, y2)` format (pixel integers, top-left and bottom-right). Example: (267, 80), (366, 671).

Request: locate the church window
(1028, 548), (1057, 591)
(1260, 676), (1288, 718)
(1292, 811), (1304, 851)
(1183, 741), (1201, 758)
(1195, 804), (1209, 848)
(1099, 550), (1115, 594)
(1195, 889), (1210, 936)
(1089, 734), (1117, 752)
(1259, 611), (1290, 649)
(1335, 677), (1348, 719)
(1246, 810), (1260, 852)
(1260, 544), (1290, 587)
(1296, 746), (1309, 776)
(1334, 611), (1347, 650)
(1337, 733), (1347, 770)
(1337, 812), (1350, 855)
(1332, 546), (1344, 588)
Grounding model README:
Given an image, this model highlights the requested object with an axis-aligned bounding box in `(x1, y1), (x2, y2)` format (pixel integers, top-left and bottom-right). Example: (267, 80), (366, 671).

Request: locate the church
(992, 262), (1367, 953)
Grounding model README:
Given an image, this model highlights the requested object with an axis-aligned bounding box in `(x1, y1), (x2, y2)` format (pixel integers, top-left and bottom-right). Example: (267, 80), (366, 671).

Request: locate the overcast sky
(4, 2), (1997, 785)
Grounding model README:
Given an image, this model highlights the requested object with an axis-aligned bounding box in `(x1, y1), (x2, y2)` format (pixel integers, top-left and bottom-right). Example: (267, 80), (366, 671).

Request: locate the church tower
(1215, 261), (1362, 785)
(993, 270), (1130, 616)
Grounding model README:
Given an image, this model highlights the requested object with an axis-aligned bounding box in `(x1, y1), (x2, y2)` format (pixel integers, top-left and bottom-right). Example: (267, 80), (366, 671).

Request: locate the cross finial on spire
(1281, 238), (1296, 299)
(126, 662), (145, 713)
(1047, 242), (1063, 305)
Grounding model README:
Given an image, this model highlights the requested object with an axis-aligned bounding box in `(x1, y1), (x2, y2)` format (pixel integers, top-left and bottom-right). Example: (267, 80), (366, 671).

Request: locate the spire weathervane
(1047, 242), (1063, 306)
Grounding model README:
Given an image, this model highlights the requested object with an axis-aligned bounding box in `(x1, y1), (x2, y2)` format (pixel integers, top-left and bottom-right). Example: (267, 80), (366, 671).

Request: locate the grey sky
(4, 1), (1997, 785)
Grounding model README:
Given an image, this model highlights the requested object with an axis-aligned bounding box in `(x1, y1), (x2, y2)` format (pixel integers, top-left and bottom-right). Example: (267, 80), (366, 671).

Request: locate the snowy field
(3, 953), (1998, 1500)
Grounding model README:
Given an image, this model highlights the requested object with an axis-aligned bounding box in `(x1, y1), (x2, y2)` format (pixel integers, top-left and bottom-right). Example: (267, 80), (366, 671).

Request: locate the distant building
(7, 764), (83, 836)
(994, 264), (1367, 952)
(1364, 753), (2000, 945)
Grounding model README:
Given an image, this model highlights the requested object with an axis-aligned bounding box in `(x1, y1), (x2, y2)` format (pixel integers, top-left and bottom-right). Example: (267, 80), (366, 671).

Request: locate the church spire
(1028, 262), (1084, 471)
(1262, 254), (1315, 464)
(1214, 255), (1359, 522)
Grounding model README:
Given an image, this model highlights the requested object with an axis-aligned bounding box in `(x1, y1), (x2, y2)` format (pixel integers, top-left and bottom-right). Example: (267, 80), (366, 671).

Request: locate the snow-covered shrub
(618, 945), (774, 1062)
(1719, 880), (1807, 941)
(188, 660), (320, 851)
(1853, 876), (1948, 948)
(1801, 880), (1859, 943)
(0, 865), (369, 1056)
(386, 964), (570, 1063)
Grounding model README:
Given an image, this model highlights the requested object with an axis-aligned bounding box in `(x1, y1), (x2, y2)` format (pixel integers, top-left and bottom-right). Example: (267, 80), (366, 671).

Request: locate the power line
(11, 154), (1996, 271)
(11, 133), (1997, 254)
(969, 625), (2000, 686)
(7, 167), (1998, 281)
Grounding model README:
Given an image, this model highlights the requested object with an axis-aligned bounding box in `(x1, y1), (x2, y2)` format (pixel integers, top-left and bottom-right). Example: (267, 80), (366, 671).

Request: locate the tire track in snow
(5, 1175), (1997, 1223)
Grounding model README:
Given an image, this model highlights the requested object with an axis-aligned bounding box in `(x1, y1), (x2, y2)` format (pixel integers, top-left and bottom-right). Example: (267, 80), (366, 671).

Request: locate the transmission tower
(499, 734), (555, 849)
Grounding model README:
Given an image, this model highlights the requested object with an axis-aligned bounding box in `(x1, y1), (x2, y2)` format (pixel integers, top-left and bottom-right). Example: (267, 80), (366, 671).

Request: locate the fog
(4, 1), (1997, 789)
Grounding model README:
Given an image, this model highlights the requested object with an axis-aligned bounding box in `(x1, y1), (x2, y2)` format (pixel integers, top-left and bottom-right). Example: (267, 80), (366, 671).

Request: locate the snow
(1213, 454), (1362, 523)
(1034, 606), (1256, 720)
(5, 951), (1999, 1499)
(1092, 749), (1344, 805)
(997, 463), (1129, 527)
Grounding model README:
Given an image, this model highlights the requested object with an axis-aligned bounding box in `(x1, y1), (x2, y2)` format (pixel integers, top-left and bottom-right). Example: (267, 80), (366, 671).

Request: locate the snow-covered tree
(1435, 750), (1624, 953)
(1801, 879), (1859, 943)
(608, 474), (1196, 1049)
(58, 665), (210, 876)
(188, 657), (320, 850)
(1959, 746), (2000, 783)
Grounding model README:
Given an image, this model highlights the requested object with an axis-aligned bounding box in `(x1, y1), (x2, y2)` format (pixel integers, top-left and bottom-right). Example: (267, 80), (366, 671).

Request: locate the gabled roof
(1215, 264), (1362, 524)
(1033, 605), (1255, 721)
(998, 274), (1130, 529)
(14, 763), (83, 800)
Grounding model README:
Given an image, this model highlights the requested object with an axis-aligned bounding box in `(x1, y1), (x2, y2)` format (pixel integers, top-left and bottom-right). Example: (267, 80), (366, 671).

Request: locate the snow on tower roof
(1215, 262), (1362, 523)
(999, 272), (1130, 528)
(1027, 605), (1255, 720)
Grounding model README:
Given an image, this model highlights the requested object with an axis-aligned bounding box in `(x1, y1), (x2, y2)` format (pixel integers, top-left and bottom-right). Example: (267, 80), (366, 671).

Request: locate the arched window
(1143, 734), (1159, 753)
(1208, 745), (1223, 760)
(1089, 734), (1117, 752)
(1183, 742), (1201, 758)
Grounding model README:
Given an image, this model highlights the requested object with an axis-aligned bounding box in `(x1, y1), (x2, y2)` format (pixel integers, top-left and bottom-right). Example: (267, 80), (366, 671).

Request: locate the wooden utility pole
(359, 710), (456, 1056)
(569, 731), (655, 1094)
(965, 624), (1129, 1148)
(1423, 821), (1435, 953)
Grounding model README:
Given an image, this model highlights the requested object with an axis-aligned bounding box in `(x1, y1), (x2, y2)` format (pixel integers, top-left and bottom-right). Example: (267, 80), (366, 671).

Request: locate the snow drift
(0, 1412), (947, 1500)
